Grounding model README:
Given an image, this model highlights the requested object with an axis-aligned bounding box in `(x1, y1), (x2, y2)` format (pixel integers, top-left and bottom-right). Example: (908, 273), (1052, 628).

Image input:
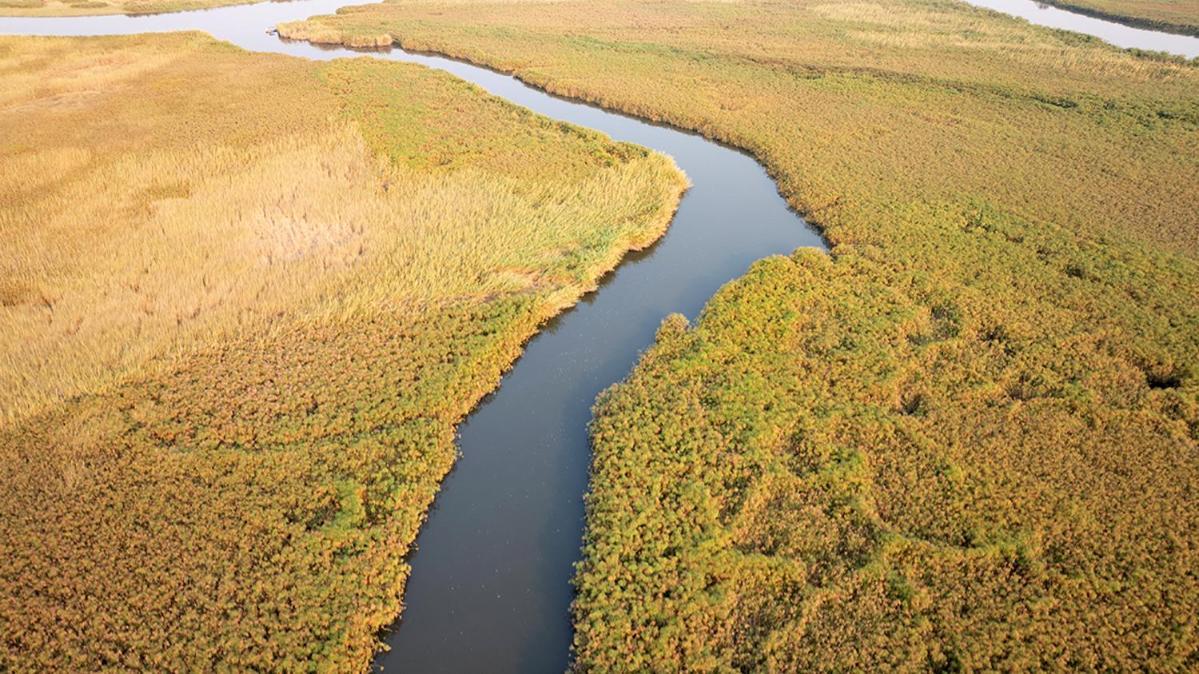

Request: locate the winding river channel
(1, 0), (1191, 671)
(962, 0), (1199, 57)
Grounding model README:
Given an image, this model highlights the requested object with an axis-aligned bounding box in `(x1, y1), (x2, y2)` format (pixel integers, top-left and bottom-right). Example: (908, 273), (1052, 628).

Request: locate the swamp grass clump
(279, 0), (1199, 667)
(0, 34), (685, 670)
(583, 245), (1199, 670)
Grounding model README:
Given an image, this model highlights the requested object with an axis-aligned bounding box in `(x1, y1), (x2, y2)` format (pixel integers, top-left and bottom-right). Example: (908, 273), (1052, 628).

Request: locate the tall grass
(280, 0), (1199, 668)
(0, 33), (685, 670)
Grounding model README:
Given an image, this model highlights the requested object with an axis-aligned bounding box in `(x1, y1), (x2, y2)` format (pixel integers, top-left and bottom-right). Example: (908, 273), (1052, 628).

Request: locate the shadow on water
(4, 0), (1192, 670)
(361, 70), (824, 669)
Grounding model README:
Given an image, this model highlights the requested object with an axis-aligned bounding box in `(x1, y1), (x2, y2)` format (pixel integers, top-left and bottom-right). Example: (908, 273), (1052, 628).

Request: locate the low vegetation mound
(280, 0), (1199, 668)
(0, 34), (685, 670)
(585, 247), (1198, 670)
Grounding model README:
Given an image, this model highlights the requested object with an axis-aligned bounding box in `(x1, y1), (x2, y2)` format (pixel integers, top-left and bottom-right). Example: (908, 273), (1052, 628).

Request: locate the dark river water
(1, 0), (1190, 670)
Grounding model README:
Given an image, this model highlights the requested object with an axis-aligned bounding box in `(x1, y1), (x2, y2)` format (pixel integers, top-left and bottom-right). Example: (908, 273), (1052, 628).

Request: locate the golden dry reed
(0, 33), (685, 670)
(280, 0), (1199, 669)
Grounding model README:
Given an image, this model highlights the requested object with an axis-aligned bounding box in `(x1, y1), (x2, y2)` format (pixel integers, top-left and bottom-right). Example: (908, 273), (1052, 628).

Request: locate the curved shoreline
(1026, 0), (1199, 38)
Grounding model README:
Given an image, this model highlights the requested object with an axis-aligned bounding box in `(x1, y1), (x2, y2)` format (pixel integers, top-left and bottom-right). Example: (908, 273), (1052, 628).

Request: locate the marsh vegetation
(280, 0), (1199, 668)
(0, 33), (684, 670)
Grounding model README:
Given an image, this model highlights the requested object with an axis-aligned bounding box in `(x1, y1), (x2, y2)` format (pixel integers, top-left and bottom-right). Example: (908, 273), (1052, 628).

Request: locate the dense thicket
(0, 34), (684, 670)
(584, 246), (1197, 670)
(281, 0), (1199, 668)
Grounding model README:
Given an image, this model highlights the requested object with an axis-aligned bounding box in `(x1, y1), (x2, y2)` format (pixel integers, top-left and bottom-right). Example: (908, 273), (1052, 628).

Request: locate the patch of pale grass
(0, 34), (684, 428)
(1, 126), (376, 423)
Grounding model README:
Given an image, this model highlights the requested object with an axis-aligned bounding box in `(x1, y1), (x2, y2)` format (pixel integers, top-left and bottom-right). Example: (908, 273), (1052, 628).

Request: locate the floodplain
(0, 0), (1196, 669)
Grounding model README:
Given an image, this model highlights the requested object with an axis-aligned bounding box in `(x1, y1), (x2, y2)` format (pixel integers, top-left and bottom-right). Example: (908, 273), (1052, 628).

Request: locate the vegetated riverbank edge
(956, 0), (1199, 60)
(0, 32), (686, 671)
(275, 26), (827, 232)
(274, 16), (1194, 212)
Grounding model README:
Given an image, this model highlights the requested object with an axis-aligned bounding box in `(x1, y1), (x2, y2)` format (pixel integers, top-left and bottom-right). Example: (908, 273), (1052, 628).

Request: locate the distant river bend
(961, 0), (1199, 58)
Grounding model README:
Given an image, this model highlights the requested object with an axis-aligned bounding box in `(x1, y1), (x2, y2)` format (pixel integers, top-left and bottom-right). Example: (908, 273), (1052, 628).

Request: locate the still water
(962, 0), (1199, 58)
(1, 2), (824, 671)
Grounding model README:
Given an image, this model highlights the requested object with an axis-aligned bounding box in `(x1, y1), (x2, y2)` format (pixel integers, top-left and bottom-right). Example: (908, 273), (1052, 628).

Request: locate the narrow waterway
(961, 0), (1199, 58)
(0, 4), (825, 671)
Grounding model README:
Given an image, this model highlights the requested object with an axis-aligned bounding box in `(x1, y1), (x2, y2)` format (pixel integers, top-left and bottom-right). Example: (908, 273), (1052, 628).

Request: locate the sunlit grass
(0, 33), (685, 670)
